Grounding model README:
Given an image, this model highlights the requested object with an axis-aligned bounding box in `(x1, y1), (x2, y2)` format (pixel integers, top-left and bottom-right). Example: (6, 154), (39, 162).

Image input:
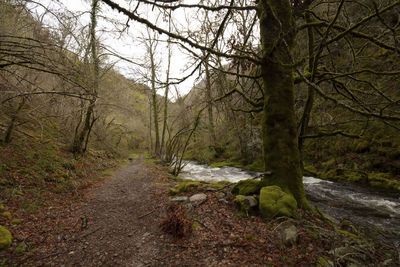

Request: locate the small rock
(143, 232), (150, 238)
(219, 199), (229, 204)
(169, 196), (189, 203)
(189, 193), (207, 203)
(128, 233), (133, 237)
(215, 192), (225, 199)
(278, 223), (298, 246)
(234, 195), (258, 217)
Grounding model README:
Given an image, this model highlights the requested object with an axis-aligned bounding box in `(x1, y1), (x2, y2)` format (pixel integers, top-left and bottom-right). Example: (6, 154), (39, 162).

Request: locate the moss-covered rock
(0, 226), (12, 250)
(231, 179), (261, 196)
(234, 195), (258, 217)
(259, 186), (298, 219)
(1, 211), (12, 219)
(168, 181), (201, 196)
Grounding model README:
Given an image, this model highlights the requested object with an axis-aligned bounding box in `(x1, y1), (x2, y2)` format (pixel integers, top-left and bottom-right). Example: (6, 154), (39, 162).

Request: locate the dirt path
(48, 155), (170, 266)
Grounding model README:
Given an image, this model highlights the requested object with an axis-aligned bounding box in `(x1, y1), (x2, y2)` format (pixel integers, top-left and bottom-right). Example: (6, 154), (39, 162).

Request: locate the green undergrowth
(205, 158), (263, 173)
(0, 136), (122, 215)
(305, 161), (400, 193)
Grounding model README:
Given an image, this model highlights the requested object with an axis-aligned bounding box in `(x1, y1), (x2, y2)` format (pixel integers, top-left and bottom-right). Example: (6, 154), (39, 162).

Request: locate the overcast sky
(30, 0), (200, 98)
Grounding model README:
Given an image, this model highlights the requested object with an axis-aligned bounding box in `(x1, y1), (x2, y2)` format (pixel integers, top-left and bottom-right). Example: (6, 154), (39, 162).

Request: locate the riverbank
(167, 169), (399, 266)
(188, 155), (400, 195)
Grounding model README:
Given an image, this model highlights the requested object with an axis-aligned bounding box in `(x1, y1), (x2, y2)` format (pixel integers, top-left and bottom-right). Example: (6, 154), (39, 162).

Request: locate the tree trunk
(72, 100), (95, 154)
(258, 0), (309, 208)
(160, 35), (171, 157)
(4, 98), (25, 144)
(72, 0), (99, 154)
(204, 57), (217, 148)
(149, 44), (160, 155)
(298, 13), (315, 153)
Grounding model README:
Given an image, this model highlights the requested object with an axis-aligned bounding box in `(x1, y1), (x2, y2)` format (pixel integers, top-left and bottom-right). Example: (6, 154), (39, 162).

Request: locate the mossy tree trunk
(258, 0), (309, 209)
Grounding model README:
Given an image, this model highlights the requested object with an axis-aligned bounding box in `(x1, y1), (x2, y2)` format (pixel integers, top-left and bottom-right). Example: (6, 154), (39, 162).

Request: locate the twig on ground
(138, 206), (161, 219)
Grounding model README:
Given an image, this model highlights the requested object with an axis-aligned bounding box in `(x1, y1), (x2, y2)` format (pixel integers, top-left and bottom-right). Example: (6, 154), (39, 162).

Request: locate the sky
(29, 0), (200, 98)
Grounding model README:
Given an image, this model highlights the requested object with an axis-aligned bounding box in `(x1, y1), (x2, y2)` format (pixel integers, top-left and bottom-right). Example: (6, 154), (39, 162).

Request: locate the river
(180, 161), (400, 247)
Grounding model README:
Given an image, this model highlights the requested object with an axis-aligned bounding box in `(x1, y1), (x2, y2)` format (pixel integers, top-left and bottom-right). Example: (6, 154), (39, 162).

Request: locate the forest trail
(47, 155), (169, 266)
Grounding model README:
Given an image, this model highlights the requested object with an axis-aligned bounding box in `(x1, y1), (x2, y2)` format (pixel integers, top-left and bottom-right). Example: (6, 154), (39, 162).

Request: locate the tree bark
(258, 0), (309, 208)
(149, 40), (160, 156)
(298, 13), (315, 153)
(204, 57), (217, 148)
(4, 98), (25, 144)
(160, 33), (171, 157)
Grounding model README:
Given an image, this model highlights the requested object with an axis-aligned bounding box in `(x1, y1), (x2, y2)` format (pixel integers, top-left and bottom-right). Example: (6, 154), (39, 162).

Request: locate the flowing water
(180, 161), (400, 246)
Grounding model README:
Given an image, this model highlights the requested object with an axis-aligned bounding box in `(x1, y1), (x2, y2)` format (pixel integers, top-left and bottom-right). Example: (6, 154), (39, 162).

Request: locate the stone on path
(279, 223), (298, 246)
(189, 193), (207, 203)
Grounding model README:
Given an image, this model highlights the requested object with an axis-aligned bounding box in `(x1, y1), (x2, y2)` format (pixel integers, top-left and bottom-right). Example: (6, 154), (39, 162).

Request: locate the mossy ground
(168, 179), (230, 195)
(0, 136), (123, 261)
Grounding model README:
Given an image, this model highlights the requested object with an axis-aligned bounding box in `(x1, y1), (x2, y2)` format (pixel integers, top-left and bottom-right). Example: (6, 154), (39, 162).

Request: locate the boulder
(215, 192), (225, 199)
(231, 179), (261, 196)
(189, 193), (207, 203)
(0, 226), (12, 250)
(234, 195), (258, 217)
(259, 186), (298, 219)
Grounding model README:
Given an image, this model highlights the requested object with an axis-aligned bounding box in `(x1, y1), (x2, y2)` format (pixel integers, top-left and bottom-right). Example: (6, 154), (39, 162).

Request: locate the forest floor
(1, 153), (399, 266)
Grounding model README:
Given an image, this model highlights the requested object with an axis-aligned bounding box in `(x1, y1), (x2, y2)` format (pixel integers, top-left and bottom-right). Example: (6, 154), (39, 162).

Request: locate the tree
(100, 0), (400, 209)
(71, 0), (100, 154)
